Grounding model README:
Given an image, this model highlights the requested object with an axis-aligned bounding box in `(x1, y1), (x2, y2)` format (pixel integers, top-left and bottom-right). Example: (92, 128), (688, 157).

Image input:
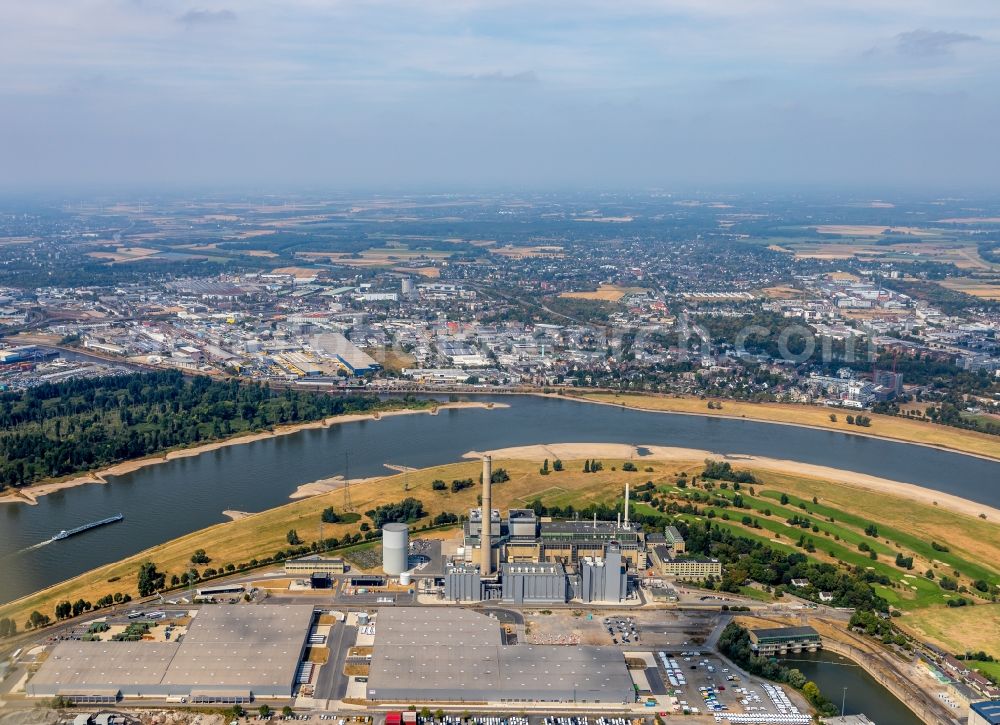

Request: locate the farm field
(939, 276), (1000, 300)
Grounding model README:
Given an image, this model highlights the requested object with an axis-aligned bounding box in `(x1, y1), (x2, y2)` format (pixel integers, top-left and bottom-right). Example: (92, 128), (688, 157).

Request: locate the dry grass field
(904, 605), (1000, 656)
(490, 245), (565, 258)
(814, 225), (933, 236)
(761, 285), (802, 299)
(939, 276), (1000, 300)
(87, 246), (160, 262)
(3, 452), (998, 654)
(579, 392), (1000, 460)
(559, 284), (646, 302)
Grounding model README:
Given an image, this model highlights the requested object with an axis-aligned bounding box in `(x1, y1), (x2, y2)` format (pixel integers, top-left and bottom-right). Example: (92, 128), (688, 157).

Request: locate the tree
(0, 617), (16, 639)
(584, 460), (591, 473)
(137, 561), (165, 597)
(55, 601), (72, 620)
(258, 705), (271, 717)
(287, 529), (302, 545)
(829, 413), (837, 422)
(191, 549), (210, 564)
(553, 459), (564, 471)
(282, 706), (295, 717)
(27, 610), (50, 630)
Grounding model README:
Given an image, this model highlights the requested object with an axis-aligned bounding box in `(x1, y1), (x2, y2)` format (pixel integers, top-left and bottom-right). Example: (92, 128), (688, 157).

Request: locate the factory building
(367, 608), (633, 704)
(443, 563), (482, 602)
(284, 554), (347, 576)
(449, 459), (675, 604)
(466, 509), (646, 569)
(749, 626), (822, 656)
(649, 545), (722, 579)
(27, 606), (314, 703)
(648, 524), (720, 579)
(501, 562), (568, 603)
(664, 526), (686, 553)
(310, 332), (380, 375)
(580, 546), (627, 603)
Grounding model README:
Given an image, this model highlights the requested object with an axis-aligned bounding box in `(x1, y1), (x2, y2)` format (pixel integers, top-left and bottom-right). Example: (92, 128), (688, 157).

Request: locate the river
(783, 650), (924, 724)
(1, 394), (998, 604)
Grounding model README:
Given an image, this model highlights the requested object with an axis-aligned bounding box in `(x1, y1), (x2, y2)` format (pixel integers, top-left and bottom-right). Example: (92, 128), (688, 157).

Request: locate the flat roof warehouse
(28, 605), (314, 703)
(367, 608), (633, 704)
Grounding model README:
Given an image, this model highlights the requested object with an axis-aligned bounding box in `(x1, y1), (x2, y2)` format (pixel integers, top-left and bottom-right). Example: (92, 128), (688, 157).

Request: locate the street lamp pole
(841, 686), (848, 717)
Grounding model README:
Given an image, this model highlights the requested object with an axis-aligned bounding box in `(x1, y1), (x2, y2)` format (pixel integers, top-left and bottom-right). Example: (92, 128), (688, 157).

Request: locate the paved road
(644, 666), (667, 695)
(314, 621), (357, 701)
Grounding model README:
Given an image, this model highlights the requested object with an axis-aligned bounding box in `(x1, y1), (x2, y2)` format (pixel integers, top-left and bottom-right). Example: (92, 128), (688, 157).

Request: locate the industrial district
(3, 457), (994, 725)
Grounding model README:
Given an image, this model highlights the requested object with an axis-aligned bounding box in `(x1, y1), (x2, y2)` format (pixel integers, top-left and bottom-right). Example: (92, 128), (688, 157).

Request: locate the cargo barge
(50, 513), (124, 541)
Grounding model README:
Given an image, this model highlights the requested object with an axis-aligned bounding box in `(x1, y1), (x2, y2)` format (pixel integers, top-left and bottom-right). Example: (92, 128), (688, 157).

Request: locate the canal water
(783, 650), (924, 725)
(1, 394), (998, 603)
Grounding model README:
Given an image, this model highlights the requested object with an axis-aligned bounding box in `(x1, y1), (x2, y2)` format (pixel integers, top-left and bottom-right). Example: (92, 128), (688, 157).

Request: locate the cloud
(176, 9), (237, 28)
(895, 29), (980, 57)
(462, 70), (539, 83)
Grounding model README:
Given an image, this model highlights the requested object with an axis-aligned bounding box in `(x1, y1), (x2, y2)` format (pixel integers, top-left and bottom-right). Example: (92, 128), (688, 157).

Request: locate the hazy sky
(1, 1), (998, 190)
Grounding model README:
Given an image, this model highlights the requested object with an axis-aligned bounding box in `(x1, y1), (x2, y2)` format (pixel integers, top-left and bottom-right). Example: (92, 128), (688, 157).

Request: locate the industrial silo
(382, 523), (409, 575)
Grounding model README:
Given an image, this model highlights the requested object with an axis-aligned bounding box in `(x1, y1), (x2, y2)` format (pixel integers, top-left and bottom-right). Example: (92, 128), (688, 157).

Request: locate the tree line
(0, 371), (430, 491)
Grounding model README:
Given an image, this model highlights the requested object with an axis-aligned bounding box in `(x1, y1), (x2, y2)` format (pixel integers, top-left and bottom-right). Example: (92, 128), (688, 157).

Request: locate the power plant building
(443, 563), (482, 602)
(367, 608), (632, 704)
(501, 562), (568, 604)
(580, 546), (628, 603)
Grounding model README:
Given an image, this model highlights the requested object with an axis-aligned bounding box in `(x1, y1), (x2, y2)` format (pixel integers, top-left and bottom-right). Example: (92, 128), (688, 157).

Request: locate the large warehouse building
(27, 605), (314, 703)
(366, 608), (633, 704)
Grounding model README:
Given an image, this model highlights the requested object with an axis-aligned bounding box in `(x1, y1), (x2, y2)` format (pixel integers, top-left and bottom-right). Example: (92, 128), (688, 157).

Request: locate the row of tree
(0, 371), (429, 490)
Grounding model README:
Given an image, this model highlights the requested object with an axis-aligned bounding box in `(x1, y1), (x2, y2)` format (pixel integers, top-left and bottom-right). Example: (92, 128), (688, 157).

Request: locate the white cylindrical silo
(382, 523), (409, 575)
(399, 571), (412, 586)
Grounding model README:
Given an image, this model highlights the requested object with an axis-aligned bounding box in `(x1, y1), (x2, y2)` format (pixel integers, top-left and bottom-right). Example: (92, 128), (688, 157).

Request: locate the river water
(783, 650), (924, 724)
(1, 395), (998, 604)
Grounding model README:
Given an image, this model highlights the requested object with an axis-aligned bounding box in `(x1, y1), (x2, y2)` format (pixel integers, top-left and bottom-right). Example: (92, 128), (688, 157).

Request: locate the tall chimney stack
(624, 482), (630, 527)
(481, 455), (493, 575)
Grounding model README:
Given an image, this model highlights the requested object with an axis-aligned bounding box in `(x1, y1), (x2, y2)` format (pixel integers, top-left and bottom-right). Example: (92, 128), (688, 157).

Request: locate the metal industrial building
(367, 608), (633, 704)
(580, 546), (627, 603)
(500, 562), (568, 603)
(27, 605), (314, 703)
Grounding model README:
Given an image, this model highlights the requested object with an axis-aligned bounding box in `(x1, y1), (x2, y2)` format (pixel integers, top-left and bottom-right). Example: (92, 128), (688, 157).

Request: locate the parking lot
(653, 650), (808, 721)
(602, 616), (640, 646)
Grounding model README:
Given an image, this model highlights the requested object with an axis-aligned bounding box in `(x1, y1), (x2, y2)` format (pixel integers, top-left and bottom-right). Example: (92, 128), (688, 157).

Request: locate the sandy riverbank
(543, 392), (1000, 462)
(221, 510), (253, 521)
(0, 401), (504, 506)
(464, 442), (1000, 522)
(288, 474), (384, 499)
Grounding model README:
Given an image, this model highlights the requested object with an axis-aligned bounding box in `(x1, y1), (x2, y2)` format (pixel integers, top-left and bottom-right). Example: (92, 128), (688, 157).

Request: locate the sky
(1, 1), (998, 191)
